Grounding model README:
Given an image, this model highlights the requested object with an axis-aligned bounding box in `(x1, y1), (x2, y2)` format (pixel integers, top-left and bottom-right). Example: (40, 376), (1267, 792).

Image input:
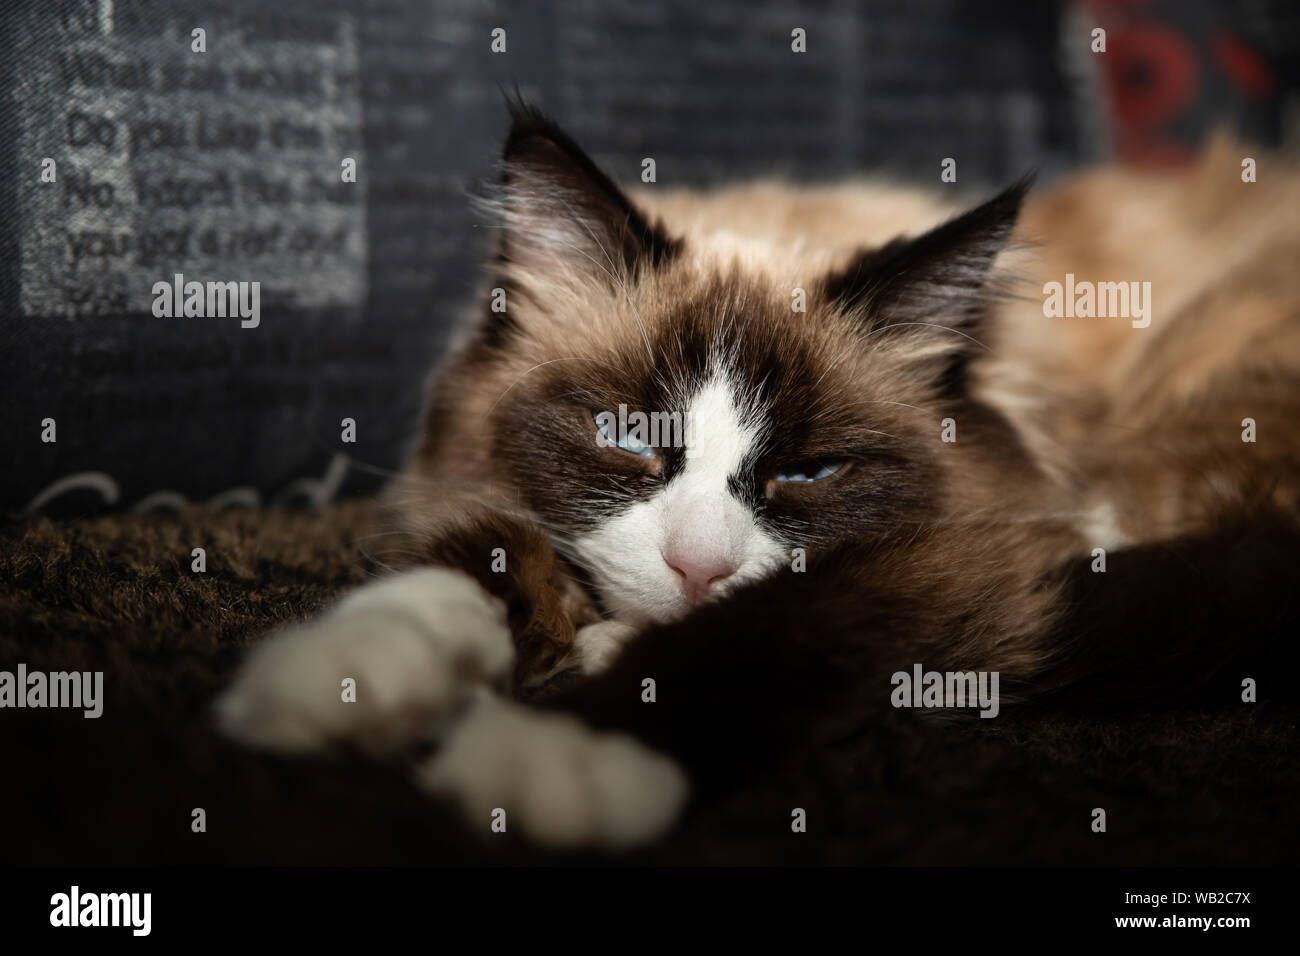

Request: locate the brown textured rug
(2, 501), (1296, 865)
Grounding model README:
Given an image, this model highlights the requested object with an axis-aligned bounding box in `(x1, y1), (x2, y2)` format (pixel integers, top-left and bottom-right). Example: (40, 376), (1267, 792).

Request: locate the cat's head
(450, 101), (1032, 625)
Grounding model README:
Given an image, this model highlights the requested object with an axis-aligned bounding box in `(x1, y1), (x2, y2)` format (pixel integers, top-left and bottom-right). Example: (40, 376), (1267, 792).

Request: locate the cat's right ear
(819, 177), (1032, 388)
(487, 98), (681, 296)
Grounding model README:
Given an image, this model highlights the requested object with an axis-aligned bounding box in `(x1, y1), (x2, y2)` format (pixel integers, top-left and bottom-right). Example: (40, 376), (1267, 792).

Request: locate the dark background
(1, 0), (1299, 876)
(2, 0), (1296, 514)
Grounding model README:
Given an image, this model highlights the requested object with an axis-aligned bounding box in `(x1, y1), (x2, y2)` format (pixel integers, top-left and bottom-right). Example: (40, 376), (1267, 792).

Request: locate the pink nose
(665, 552), (737, 603)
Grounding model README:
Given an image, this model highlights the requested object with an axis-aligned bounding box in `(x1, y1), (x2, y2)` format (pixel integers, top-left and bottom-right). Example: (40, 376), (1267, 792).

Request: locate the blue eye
(775, 458), (844, 483)
(594, 411), (657, 458)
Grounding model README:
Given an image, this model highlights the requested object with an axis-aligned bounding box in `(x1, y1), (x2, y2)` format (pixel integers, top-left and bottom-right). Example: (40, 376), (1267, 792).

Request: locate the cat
(216, 100), (1300, 849)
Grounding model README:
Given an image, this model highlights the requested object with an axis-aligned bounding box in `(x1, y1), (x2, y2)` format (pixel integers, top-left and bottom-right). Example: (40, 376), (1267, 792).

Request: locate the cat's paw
(419, 696), (687, 848)
(571, 620), (640, 675)
(215, 568), (513, 758)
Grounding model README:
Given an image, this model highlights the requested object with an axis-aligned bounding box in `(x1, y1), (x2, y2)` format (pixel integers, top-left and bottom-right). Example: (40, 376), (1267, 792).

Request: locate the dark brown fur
(386, 103), (1300, 804)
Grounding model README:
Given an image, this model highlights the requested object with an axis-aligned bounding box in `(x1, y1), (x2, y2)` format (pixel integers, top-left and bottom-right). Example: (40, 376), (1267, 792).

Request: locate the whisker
(863, 322), (991, 351)
(484, 356), (630, 417)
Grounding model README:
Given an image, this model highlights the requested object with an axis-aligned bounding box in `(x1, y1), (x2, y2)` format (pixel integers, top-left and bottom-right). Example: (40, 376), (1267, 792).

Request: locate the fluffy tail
(1030, 509), (1300, 711)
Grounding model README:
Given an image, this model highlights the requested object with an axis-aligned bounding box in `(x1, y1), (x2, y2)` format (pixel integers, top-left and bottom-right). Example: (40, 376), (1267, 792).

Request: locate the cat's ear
(490, 98), (681, 291)
(821, 176), (1032, 383)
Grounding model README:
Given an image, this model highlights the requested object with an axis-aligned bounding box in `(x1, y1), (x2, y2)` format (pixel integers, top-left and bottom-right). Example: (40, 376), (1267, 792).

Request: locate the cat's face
(472, 102), (1027, 625)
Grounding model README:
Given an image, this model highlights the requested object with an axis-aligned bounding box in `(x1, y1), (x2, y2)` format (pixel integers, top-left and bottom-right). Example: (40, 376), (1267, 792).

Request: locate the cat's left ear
(491, 97), (681, 289)
(821, 176), (1033, 380)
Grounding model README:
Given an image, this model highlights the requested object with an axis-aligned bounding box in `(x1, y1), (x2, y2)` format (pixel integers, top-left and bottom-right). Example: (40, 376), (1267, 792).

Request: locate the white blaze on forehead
(570, 367), (786, 626)
(657, 371), (763, 570)
(678, 372), (761, 487)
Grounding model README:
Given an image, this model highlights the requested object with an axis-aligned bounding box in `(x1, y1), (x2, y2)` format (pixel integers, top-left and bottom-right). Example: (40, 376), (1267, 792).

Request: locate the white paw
(419, 696), (688, 849)
(571, 620), (640, 675)
(215, 568), (513, 757)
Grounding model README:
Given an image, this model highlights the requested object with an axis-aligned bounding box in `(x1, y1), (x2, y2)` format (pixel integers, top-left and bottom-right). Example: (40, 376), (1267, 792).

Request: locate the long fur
(388, 103), (1300, 806)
